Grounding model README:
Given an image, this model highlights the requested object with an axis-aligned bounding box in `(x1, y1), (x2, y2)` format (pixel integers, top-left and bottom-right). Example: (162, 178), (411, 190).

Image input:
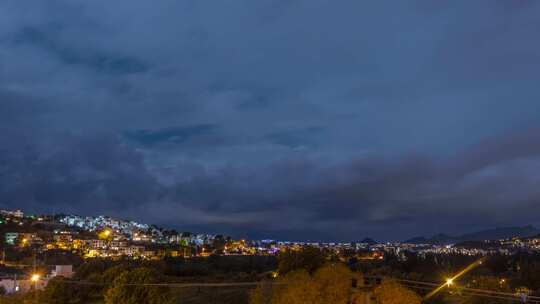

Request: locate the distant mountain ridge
(405, 225), (539, 244)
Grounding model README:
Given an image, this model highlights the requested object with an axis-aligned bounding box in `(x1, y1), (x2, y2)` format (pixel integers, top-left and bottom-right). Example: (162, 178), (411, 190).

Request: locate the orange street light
(425, 257), (486, 300)
(31, 274), (40, 282)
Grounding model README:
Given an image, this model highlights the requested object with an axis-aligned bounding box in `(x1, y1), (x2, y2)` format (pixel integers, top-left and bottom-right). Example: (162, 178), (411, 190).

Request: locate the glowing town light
(30, 274), (40, 282)
(425, 257), (486, 300)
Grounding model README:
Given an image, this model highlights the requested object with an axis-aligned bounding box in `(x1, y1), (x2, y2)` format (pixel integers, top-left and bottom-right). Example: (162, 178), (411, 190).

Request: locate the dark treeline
(75, 255), (277, 281)
(0, 255), (277, 304)
(349, 250), (540, 303)
(3, 247), (540, 303)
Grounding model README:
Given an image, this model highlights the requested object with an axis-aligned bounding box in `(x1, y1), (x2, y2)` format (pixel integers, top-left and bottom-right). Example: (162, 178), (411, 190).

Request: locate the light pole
(30, 273), (40, 303)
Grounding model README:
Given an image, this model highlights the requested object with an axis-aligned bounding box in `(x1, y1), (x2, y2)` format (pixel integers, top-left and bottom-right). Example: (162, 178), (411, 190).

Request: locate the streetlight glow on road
(425, 257), (486, 300)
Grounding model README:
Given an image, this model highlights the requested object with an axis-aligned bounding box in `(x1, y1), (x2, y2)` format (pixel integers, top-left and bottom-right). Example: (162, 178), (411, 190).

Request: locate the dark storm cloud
(142, 127), (540, 240)
(0, 131), (160, 215)
(1, 0), (540, 240)
(10, 26), (148, 75)
(264, 127), (325, 149)
(125, 124), (219, 147)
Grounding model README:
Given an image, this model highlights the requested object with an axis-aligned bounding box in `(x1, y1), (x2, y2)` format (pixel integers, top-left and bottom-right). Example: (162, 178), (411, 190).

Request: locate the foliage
(40, 276), (96, 304)
(101, 264), (132, 285)
(313, 263), (354, 303)
(250, 263), (355, 304)
(40, 277), (75, 304)
(43, 249), (84, 266)
(74, 258), (112, 280)
(373, 279), (422, 304)
(465, 276), (512, 304)
(277, 246), (326, 275)
(0, 291), (42, 304)
(104, 267), (174, 304)
(249, 280), (274, 304)
(212, 235), (226, 254)
(271, 270), (320, 304)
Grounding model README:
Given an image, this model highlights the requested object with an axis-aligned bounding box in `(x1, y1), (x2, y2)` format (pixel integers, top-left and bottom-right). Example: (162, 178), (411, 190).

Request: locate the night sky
(2, 1), (540, 241)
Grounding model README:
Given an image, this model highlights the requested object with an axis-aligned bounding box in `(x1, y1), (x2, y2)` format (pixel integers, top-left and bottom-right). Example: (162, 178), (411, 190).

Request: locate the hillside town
(4, 209), (540, 263)
(1, 209), (540, 303)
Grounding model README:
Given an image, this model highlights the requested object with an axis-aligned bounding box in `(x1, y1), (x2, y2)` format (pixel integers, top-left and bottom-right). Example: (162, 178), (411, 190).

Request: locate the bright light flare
(425, 257), (486, 300)
(30, 274), (40, 282)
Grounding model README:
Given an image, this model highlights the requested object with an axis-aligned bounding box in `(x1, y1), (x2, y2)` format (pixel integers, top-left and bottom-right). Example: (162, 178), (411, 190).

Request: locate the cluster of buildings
(254, 236), (540, 262)
(366, 237), (540, 261)
(0, 209), (24, 219)
(3, 209), (540, 262)
(499, 236), (540, 251)
(59, 215), (149, 234)
(0, 210), (240, 259)
(58, 214), (225, 248)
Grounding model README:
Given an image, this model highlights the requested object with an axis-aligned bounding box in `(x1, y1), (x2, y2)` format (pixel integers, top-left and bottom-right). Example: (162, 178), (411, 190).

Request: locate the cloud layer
(1, 1), (540, 240)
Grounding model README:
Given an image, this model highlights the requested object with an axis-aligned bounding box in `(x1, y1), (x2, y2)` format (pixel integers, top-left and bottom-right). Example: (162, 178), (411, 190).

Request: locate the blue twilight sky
(1, 0), (540, 241)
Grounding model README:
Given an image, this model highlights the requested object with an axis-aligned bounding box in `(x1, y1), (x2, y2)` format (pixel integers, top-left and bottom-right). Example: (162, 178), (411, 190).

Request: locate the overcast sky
(1, 1), (540, 241)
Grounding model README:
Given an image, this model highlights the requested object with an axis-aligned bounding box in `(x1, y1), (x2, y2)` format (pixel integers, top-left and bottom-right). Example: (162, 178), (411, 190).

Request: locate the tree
(0, 292), (33, 304)
(212, 235), (226, 254)
(104, 267), (174, 304)
(277, 246), (326, 275)
(40, 276), (95, 304)
(74, 258), (110, 280)
(250, 263), (356, 304)
(250, 280), (275, 304)
(40, 277), (73, 304)
(100, 264), (131, 285)
(372, 279), (421, 304)
(270, 270), (320, 304)
(466, 276), (512, 304)
(313, 263), (354, 304)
